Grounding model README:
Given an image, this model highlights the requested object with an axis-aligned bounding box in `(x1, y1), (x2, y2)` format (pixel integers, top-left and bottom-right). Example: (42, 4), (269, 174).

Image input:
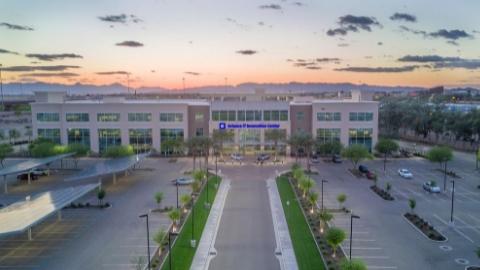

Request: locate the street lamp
(168, 230), (179, 270)
(139, 214), (151, 270)
(350, 214), (360, 261)
(191, 193), (196, 248)
(450, 179), (455, 225)
(176, 182), (179, 209)
(321, 179), (328, 212)
(204, 173), (210, 208)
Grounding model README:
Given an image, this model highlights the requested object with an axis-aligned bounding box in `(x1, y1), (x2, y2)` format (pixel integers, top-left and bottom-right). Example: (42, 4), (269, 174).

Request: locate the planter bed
(434, 168), (461, 178)
(348, 168), (363, 178)
(404, 213), (447, 242)
(370, 186), (394, 201)
(64, 202), (111, 209)
(466, 266), (480, 270)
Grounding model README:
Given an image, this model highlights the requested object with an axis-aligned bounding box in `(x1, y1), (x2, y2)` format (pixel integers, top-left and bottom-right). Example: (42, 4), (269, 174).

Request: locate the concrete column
(3, 176), (7, 194)
(113, 173), (116, 185)
(28, 228), (32, 240)
(28, 171), (31, 185)
(98, 178), (102, 190)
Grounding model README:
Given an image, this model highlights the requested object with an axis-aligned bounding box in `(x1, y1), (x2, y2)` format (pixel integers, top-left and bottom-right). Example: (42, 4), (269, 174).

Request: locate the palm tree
(199, 136), (212, 172)
(265, 129), (286, 162)
(180, 194), (191, 213)
(153, 228), (167, 256)
(97, 189), (106, 206)
(288, 132), (314, 171)
(168, 209), (181, 232)
(191, 179), (202, 194)
(154, 192), (164, 209)
(212, 130), (234, 160)
(408, 198), (416, 214)
(9, 129), (20, 144)
(299, 175), (315, 198)
(288, 134), (302, 163)
(308, 192), (318, 214)
(326, 227), (346, 257)
(337, 193), (347, 210)
(186, 137), (202, 170)
(318, 210), (333, 234)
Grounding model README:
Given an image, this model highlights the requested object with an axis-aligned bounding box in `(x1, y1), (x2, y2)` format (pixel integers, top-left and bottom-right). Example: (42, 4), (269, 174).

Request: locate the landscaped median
(150, 174), (221, 270)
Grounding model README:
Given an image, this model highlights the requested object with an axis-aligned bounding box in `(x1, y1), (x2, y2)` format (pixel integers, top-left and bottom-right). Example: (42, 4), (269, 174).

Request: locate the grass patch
(161, 176), (221, 270)
(277, 175), (325, 270)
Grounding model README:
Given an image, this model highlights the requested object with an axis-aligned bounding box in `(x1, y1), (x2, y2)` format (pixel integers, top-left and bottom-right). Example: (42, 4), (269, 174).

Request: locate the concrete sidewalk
(191, 177), (231, 270)
(267, 177), (298, 270)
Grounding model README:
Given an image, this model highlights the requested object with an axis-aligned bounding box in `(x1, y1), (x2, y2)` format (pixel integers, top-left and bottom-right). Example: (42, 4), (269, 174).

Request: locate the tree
(24, 127), (32, 143)
(67, 143), (89, 168)
(168, 209), (181, 231)
(426, 146), (453, 192)
(385, 182), (392, 194)
(191, 179), (202, 194)
(337, 193), (347, 210)
(186, 137), (203, 170)
(339, 258), (367, 270)
(342, 144), (373, 170)
(316, 141), (343, 157)
(476, 247), (480, 259)
(288, 132), (314, 170)
(130, 256), (146, 270)
(265, 129), (286, 162)
(199, 136), (212, 172)
(30, 141), (58, 157)
(326, 227), (346, 257)
(154, 192), (164, 208)
(212, 129), (234, 159)
(307, 192), (318, 214)
(0, 143), (13, 168)
(408, 198), (416, 214)
(102, 145), (134, 158)
(375, 138), (399, 173)
(8, 129), (20, 144)
(97, 189), (106, 206)
(180, 194), (191, 212)
(318, 210), (333, 234)
(153, 229), (167, 256)
(299, 175), (315, 198)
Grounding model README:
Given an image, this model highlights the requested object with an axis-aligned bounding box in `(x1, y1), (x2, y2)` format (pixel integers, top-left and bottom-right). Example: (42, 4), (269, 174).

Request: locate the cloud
(2, 65), (80, 72)
(335, 65), (419, 73)
(259, 4), (282, 10)
(236, 50), (257, 55)
(390, 13), (417, 23)
(292, 2), (304, 6)
(0, 22), (34, 31)
(20, 72), (79, 78)
(0, 48), (19, 55)
(400, 26), (473, 42)
(289, 58), (339, 70)
(398, 54), (480, 70)
(337, 43), (349, 47)
(377, 42), (383, 46)
(185, 71), (201, 76)
(327, 15), (381, 36)
(226, 18), (250, 31)
(96, 71), (130, 75)
(116, 40), (144, 47)
(25, 53), (83, 61)
(316, 57), (341, 63)
(98, 14), (128, 23)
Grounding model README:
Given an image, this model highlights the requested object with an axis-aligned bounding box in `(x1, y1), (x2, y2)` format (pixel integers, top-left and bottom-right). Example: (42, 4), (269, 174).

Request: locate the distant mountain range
(1, 81), (429, 96)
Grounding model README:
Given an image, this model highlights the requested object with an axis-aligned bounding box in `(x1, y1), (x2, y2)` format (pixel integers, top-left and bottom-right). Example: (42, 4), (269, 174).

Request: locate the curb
(402, 214), (448, 243)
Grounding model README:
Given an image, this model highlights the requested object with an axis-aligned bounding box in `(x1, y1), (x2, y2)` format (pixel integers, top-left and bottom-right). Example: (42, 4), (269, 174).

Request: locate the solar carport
(0, 183), (99, 240)
(65, 153), (149, 186)
(0, 153), (75, 193)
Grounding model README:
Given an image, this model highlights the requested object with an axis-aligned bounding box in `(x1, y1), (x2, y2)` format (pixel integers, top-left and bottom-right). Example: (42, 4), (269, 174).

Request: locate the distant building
(30, 90), (379, 154)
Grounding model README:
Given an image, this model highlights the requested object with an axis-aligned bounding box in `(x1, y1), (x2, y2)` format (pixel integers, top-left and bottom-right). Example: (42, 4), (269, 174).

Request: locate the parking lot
(0, 157), (191, 270)
(311, 149), (480, 270)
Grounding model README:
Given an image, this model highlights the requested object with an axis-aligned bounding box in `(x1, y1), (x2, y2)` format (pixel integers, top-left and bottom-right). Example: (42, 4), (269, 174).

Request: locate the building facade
(31, 91), (378, 154)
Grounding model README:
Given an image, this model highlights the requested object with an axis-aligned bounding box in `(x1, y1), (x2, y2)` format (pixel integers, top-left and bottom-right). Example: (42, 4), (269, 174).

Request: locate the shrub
(337, 193), (347, 209)
(102, 145), (134, 158)
(326, 227), (346, 257)
(408, 198), (416, 213)
(97, 189), (106, 205)
(339, 258), (368, 270)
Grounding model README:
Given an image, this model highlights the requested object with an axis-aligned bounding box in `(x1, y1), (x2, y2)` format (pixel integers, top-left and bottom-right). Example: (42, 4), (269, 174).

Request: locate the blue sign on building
(218, 122), (280, 129)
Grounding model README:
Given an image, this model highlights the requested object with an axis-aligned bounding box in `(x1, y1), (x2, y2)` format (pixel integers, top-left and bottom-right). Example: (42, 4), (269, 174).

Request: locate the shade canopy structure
(0, 183), (99, 238)
(0, 153), (75, 177)
(65, 153), (149, 182)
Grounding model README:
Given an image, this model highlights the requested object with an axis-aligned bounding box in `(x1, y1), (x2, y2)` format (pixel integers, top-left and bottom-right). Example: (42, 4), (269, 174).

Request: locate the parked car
(423, 181), (441, 193)
(366, 171), (377, 180)
(257, 153), (270, 162)
(17, 173), (39, 181)
(311, 154), (320, 163)
(358, 165), (369, 173)
(230, 153), (243, 161)
(32, 168), (48, 176)
(398, 169), (413, 179)
(332, 154), (343, 163)
(172, 177), (194, 185)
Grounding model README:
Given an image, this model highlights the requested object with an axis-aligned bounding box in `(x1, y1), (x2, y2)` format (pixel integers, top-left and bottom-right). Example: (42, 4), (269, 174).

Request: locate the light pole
(450, 179), (455, 225)
(176, 182), (179, 209)
(168, 230), (179, 270)
(350, 214), (360, 261)
(139, 214), (151, 270)
(191, 193), (196, 247)
(204, 173), (210, 207)
(321, 179), (328, 212)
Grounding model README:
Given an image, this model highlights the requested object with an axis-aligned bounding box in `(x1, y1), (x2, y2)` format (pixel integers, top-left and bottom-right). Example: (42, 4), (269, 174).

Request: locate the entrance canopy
(0, 183), (99, 237)
(65, 153), (149, 182)
(0, 153), (75, 177)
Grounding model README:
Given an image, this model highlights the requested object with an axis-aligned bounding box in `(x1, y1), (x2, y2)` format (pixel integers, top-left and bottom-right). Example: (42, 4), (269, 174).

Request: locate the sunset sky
(1, 0), (480, 89)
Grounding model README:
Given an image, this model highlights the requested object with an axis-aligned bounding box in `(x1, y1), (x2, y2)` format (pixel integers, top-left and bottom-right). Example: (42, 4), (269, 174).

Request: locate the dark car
(257, 153), (270, 162)
(311, 154), (320, 163)
(332, 154), (343, 163)
(358, 165), (369, 173)
(17, 173), (39, 181)
(366, 171), (377, 180)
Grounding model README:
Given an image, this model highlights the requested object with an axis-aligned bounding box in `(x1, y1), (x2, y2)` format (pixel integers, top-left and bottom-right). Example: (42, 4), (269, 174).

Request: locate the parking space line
(433, 214), (475, 243)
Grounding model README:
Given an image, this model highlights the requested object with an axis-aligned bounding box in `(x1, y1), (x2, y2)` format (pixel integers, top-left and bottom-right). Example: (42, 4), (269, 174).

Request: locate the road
(209, 163), (284, 270)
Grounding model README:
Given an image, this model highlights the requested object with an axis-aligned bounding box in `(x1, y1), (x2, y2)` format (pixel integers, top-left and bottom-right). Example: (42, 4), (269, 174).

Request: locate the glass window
(349, 112), (357, 121)
(212, 111), (220, 121)
(365, 112), (373, 121)
(160, 128), (184, 155)
(196, 128), (204, 137)
(271, 111), (280, 121)
(219, 111), (228, 121)
(263, 111), (271, 121)
(160, 113), (183, 122)
(280, 110), (288, 121)
(67, 128), (90, 147)
(37, 113), (59, 122)
(246, 111), (254, 121)
(97, 113), (120, 122)
(66, 113), (89, 122)
(358, 112), (365, 121)
(228, 111), (236, 121)
(349, 112), (373, 121)
(195, 112), (204, 122)
(129, 129), (152, 153)
(296, 111), (305, 121)
(37, 128), (61, 144)
(349, 128), (373, 151)
(316, 128), (341, 144)
(334, 112), (341, 121)
(128, 113), (152, 122)
(98, 129), (121, 153)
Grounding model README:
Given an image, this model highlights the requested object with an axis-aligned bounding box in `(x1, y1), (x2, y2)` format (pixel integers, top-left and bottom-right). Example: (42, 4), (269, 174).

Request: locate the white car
(230, 153), (243, 161)
(398, 169), (413, 179)
(423, 181), (441, 193)
(172, 177), (194, 185)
